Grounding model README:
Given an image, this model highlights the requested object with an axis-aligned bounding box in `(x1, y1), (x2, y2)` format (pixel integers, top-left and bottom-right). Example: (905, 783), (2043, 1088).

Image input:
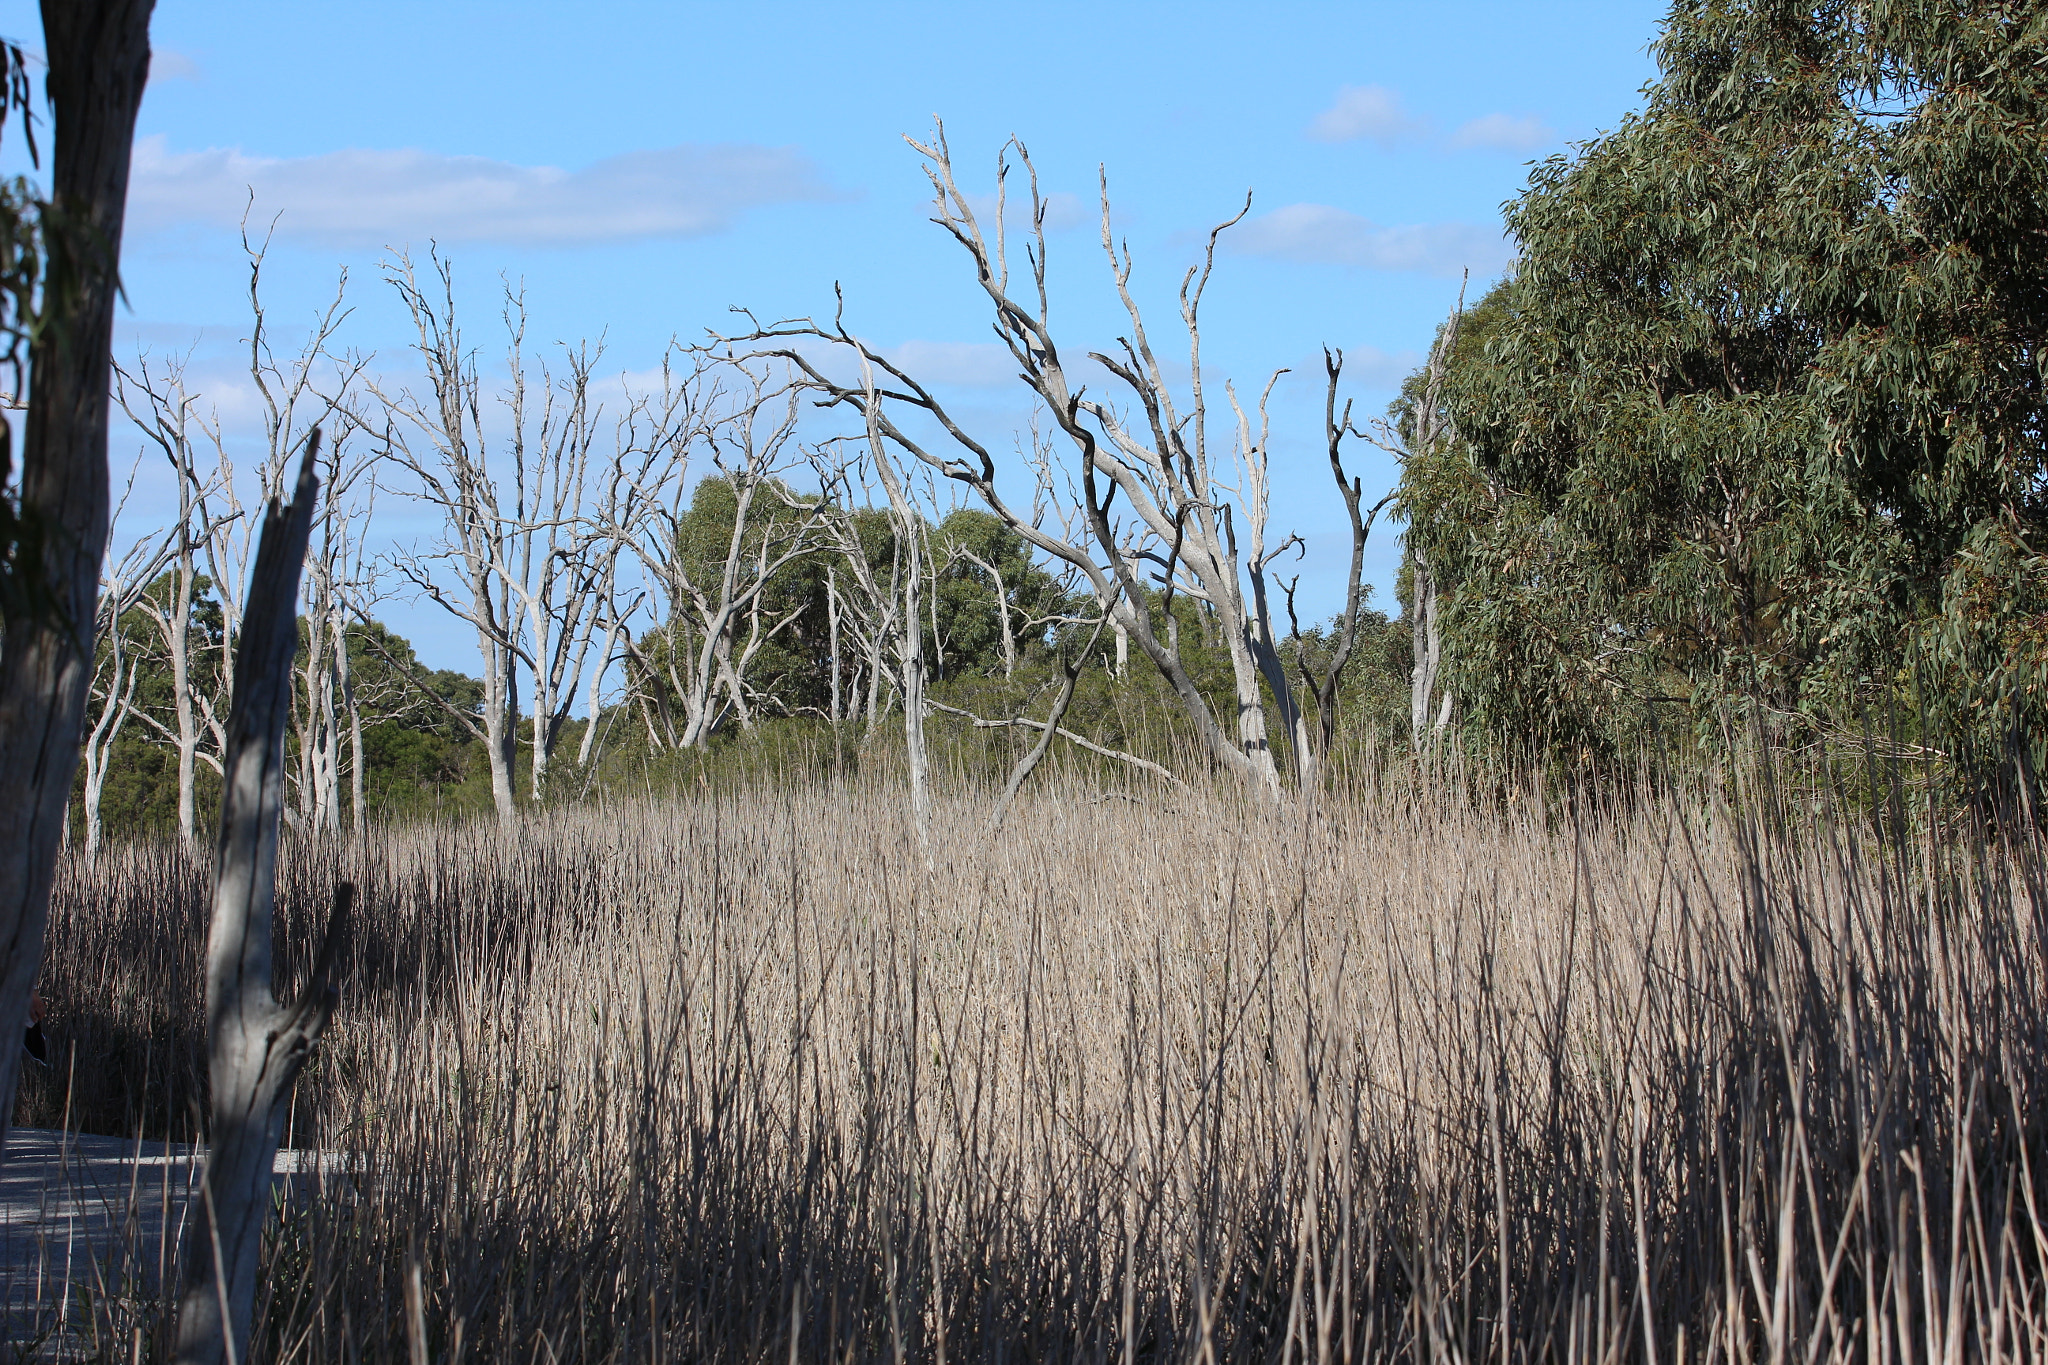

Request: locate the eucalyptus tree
(1401, 0), (2048, 768)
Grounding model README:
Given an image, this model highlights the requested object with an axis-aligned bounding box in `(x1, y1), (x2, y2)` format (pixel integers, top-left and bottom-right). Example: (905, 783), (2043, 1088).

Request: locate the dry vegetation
(17, 755), (2048, 1365)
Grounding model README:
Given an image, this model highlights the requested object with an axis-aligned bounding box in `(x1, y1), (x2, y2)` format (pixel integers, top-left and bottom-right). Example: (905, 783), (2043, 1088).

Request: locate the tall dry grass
(22, 757), (2048, 1364)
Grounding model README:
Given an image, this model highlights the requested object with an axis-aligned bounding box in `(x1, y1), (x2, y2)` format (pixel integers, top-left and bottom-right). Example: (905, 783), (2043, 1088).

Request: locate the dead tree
(948, 541), (1017, 679)
(114, 353), (232, 848)
(618, 357), (826, 749)
(1281, 348), (1397, 764)
(1365, 296), (1464, 756)
(0, 0), (153, 1154)
(78, 471), (177, 856)
(292, 419), (376, 833)
(816, 498), (903, 733)
(115, 248), (357, 844)
(502, 339), (614, 799)
(857, 353), (932, 848)
(815, 463), (908, 728)
(725, 127), (1331, 800)
(172, 431), (347, 1365)
(376, 253), (522, 824)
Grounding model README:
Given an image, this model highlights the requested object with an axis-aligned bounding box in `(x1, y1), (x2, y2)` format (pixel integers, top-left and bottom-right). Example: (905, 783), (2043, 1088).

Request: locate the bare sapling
(1279, 348), (1396, 766)
(172, 429), (350, 1365)
(723, 125), (1345, 800)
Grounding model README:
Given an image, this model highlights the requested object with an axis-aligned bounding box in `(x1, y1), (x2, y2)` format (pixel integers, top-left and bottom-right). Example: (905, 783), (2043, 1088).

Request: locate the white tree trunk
(1409, 550), (1450, 755)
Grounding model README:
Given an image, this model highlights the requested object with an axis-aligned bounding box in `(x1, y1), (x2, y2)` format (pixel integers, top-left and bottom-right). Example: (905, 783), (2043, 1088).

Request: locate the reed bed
(19, 758), (2048, 1364)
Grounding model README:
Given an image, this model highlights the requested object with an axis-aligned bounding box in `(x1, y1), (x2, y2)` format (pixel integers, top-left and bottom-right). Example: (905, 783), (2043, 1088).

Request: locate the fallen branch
(927, 699), (1188, 790)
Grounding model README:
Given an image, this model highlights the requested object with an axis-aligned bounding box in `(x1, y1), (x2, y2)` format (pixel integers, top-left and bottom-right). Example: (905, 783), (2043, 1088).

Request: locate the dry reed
(19, 756), (2048, 1364)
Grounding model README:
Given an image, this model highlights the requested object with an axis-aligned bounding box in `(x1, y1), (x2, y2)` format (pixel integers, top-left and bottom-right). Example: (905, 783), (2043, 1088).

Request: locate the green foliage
(930, 507), (1071, 679)
(1402, 0), (2048, 778)
(346, 621), (488, 819)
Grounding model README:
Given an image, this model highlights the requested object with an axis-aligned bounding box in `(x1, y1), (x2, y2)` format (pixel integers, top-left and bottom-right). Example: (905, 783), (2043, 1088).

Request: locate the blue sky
(5, 0), (1667, 674)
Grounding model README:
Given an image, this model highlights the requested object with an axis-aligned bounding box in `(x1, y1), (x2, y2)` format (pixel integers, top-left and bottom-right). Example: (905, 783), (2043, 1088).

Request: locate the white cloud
(1309, 85), (1557, 155)
(881, 340), (1017, 388)
(1232, 204), (1512, 278)
(1307, 86), (1430, 148)
(1303, 345), (1424, 391)
(126, 135), (842, 248)
(148, 50), (201, 85)
(1450, 113), (1556, 151)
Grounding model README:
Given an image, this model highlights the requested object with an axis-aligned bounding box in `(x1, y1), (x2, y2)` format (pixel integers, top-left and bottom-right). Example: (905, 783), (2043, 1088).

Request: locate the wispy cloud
(1232, 204), (1511, 278)
(1308, 85), (1557, 155)
(1309, 345), (1426, 391)
(881, 340), (1018, 388)
(1307, 86), (1430, 149)
(148, 50), (201, 86)
(1450, 113), (1555, 151)
(961, 189), (1088, 234)
(126, 135), (844, 248)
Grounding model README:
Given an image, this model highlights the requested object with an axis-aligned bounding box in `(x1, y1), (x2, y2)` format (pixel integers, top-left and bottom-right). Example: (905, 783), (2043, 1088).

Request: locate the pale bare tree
(113, 353), (232, 848)
(1365, 294), (1464, 756)
(615, 356), (827, 749)
(377, 259), (634, 815)
(725, 127), (1337, 799)
(950, 543), (1015, 678)
(814, 458), (910, 731)
(77, 471), (177, 856)
(841, 351), (937, 845)
(572, 577), (636, 773)
(114, 247), (358, 844)
(290, 416), (377, 834)
(375, 253), (521, 824)
(500, 340), (619, 799)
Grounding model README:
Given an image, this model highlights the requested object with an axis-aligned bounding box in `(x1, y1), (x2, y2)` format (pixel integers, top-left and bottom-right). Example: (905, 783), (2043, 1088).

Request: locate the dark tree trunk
(0, 0), (152, 1155)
